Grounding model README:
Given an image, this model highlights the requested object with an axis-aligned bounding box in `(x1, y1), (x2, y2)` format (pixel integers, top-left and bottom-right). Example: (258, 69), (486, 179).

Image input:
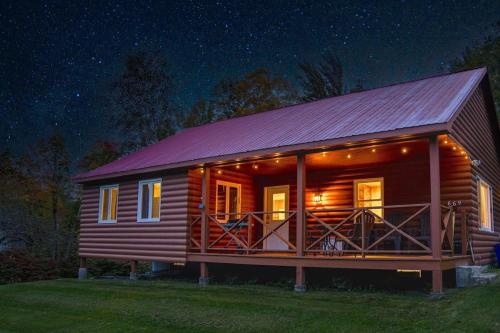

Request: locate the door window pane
(216, 184), (226, 218)
(355, 179), (384, 220)
(272, 192), (286, 220)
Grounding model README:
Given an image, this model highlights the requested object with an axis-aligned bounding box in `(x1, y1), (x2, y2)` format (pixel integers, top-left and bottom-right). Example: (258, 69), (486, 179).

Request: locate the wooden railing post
(247, 214), (252, 254)
(201, 167), (211, 254)
(361, 209), (366, 258)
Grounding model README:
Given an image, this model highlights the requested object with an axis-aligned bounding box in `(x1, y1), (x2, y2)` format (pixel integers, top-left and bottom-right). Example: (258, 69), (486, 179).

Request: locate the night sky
(1, 0), (499, 162)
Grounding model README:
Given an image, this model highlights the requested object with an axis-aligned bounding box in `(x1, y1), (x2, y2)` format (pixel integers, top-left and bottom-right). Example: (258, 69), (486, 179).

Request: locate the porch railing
(189, 204), (464, 257)
(189, 211), (297, 254)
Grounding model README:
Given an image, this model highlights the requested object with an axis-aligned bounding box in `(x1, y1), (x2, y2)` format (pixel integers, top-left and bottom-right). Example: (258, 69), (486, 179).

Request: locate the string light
(444, 139), (449, 144)
(452, 146), (457, 151)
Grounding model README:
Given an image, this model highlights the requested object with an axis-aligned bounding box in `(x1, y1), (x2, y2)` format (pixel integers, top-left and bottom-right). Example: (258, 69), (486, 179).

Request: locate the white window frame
(137, 178), (162, 223)
(478, 177), (494, 232)
(98, 184), (119, 224)
(354, 177), (384, 221)
(215, 180), (241, 223)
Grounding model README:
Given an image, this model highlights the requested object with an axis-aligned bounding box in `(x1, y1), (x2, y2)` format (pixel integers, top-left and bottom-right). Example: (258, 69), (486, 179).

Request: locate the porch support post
(294, 265), (306, 292)
(130, 260), (138, 280)
(295, 154), (306, 292)
(429, 135), (441, 260)
(199, 167), (210, 286)
(201, 167), (211, 254)
(429, 135), (443, 296)
(431, 270), (443, 296)
(78, 257), (87, 280)
(199, 262), (209, 287)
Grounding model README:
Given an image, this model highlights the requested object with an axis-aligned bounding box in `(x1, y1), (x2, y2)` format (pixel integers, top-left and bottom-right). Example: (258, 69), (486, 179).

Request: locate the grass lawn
(0, 278), (499, 333)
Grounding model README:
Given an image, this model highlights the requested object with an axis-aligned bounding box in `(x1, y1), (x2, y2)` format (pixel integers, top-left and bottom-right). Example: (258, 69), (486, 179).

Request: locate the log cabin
(74, 68), (500, 293)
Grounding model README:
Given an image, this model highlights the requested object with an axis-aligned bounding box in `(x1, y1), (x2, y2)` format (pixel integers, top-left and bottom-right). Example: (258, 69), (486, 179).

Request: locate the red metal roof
(75, 68), (487, 182)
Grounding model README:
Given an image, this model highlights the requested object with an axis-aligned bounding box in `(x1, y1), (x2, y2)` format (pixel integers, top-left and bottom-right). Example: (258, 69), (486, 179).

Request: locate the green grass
(0, 278), (499, 333)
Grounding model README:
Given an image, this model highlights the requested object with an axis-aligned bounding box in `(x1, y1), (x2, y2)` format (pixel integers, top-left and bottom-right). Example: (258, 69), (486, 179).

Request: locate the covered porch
(187, 134), (473, 293)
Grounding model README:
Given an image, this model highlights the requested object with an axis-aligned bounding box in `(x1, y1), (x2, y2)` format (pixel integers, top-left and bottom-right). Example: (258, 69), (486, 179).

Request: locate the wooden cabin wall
(451, 84), (500, 265)
(79, 171), (189, 263)
(188, 168), (257, 247)
(187, 146), (473, 251)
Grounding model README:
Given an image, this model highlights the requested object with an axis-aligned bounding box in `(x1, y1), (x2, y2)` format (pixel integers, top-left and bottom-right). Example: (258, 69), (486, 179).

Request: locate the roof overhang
(74, 123), (449, 184)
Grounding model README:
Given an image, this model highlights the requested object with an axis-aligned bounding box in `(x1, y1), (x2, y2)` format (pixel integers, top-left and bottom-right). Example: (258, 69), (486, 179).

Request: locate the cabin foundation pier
(199, 262), (209, 287)
(430, 269), (443, 297)
(78, 257), (87, 280)
(130, 260), (138, 281)
(294, 266), (306, 292)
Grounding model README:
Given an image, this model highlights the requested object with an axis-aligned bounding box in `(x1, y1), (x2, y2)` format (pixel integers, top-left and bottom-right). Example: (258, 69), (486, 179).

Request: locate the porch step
(456, 265), (497, 288)
(472, 273), (497, 285)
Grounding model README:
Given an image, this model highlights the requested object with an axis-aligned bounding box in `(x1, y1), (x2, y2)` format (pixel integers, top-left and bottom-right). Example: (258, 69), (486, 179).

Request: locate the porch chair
(345, 213), (375, 257)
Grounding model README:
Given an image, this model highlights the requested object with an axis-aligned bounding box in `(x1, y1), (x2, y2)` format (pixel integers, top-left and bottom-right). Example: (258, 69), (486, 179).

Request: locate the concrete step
(456, 266), (496, 288)
(472, 273), (497, 285)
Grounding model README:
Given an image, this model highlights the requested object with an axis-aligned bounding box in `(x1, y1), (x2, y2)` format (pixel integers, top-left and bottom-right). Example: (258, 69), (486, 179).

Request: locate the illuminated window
(99, 185), (119, 223)
(138, 179), (161, 222)
(354, 178), (384, 220)
(478, 178), (493, 231)
(216, 180), (241, 222)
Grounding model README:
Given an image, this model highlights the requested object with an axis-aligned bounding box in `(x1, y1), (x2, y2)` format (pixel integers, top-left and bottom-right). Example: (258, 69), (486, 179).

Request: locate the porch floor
(187, 252), (472, 271)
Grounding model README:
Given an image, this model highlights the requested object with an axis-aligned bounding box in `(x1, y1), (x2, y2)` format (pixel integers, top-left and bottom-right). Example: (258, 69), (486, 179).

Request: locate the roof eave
(73, 123), (449, 184)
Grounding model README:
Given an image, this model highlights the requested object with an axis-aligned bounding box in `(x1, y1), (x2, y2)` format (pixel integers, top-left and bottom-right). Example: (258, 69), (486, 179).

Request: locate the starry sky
(1, 0), (499, 162)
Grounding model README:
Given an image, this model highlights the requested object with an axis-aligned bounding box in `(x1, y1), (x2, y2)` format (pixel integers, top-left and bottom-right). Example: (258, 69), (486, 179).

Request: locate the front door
(264, 185), (290, 250)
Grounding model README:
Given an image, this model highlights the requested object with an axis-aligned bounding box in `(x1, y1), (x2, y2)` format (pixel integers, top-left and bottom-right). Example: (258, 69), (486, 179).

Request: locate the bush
(87, 259), (150, 277)
(0, 251), (79, 284)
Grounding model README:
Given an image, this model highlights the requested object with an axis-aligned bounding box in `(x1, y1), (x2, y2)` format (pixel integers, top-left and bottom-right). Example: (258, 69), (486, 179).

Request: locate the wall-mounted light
(321, 151), (327, 157)
(200, 168), (204, 174)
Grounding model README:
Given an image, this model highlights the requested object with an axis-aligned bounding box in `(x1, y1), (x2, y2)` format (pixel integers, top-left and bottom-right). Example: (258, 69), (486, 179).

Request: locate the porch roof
(75, 68), (487, 182)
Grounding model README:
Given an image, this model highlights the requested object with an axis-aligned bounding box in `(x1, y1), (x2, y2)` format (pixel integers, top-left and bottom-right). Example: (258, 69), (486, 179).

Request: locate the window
(272, 192), (286, 220)
(215, 180), (241, 222)
(138, 179), (161, 222)
(99, 185), (118, 223)
(354, 178), (384, 220)
(478, 178), (494, 231)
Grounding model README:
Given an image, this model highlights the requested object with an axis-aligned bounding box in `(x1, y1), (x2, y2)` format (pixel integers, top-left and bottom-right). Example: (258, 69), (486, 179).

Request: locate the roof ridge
(176, 67), (487, 135)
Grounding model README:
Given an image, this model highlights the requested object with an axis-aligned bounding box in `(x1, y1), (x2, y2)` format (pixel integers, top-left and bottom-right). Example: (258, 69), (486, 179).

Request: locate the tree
(451, 27), (500, 114)
(181, 98), (215, 129)
(22, 134), (74, 262)
(211, 68), (297, 120)
(108, 50), (177, 152)
(298, 51), (344, 101)
(79, 141), (121, 171)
